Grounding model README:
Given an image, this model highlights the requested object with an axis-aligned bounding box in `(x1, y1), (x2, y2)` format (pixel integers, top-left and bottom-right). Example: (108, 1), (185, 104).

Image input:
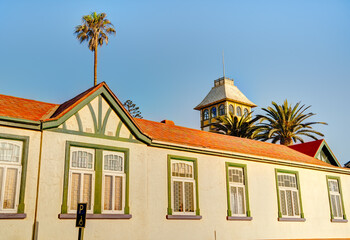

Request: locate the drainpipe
(32, 122), (44, 240)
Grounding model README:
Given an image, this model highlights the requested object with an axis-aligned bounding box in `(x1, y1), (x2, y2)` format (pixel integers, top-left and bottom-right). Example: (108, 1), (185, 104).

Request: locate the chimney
(161, 120), (175, 125)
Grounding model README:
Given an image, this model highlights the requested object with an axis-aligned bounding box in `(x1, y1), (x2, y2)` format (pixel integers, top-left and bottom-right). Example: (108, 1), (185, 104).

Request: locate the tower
(194, 76), (257, 131)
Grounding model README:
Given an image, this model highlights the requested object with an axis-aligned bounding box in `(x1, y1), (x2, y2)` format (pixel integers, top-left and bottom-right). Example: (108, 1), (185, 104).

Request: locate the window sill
(331, 218), (348, 223)
(0, 213), (26, 219)
(278, 217), (306, 222)
(58, 213), (132, 219)
(166, 215), (202, 220)
(227, 216), (252, 221)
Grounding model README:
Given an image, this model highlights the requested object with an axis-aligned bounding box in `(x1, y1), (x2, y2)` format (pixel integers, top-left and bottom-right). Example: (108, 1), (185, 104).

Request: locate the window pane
(104, 155), (123, 171)
(331, 195), (337, 217)
(292, 191), (299, 216)
(336, 195), (342, 218)
(230, 186), (238, 214)
(115, 176), (123, 211)
(172, 163), (193, 178)
(72, 151), (93, 169)
(237, 187), (245, 214)
(70, 173), (81, 210)
(0, 143), (20, 163)
(280, 190), (287, 216)
(229, 168), (243, 184)
(184, 182), (194, 212)
(173, 181), (183, 212)
(286, 190), (293, 216)
(104, 175), (113, 210)
(83, 174), (92, 210)
(229, 105), (234, 114)
(3, 168), (18, 209)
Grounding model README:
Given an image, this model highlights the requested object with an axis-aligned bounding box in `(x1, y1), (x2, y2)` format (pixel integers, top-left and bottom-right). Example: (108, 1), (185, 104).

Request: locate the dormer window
(203, 109), (209, 120)
(211, 107), (217, 118)
(236, 107), (242, 116)
(219, 104), (225, 116)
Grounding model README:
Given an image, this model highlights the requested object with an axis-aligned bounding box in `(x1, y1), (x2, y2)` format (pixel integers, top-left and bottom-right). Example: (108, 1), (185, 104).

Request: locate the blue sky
(1, 0), (349, 164)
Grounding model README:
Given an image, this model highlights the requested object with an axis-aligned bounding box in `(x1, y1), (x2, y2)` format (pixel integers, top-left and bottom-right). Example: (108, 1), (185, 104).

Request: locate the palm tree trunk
(94, 46), (97, 86)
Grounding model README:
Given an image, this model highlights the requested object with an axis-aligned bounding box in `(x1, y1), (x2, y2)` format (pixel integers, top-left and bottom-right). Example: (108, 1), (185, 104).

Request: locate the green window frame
(61, 141), (130, 215)
(167, 155), (200, 218)
(275, 169), (305, 221)
(326, 176), (347, 222)
(225, 162), (251, 220)
(0, 133), (29, 215)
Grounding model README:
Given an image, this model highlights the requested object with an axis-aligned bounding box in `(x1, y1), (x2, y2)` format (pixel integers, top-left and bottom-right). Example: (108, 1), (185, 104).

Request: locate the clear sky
(1, 0), (349, 164)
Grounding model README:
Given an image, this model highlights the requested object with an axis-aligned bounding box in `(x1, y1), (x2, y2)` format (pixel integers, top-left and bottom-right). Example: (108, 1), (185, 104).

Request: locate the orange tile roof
(135, 118), (334, 167)
(0, 94), (58, 121)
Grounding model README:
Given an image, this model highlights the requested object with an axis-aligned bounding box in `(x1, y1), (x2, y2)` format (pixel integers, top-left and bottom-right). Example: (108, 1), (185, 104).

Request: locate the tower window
(203, 109), (209, 120)
(219, 104), (225, 116)
(236, 107), (242, 116)
(244, 108), (249, 117)
(211, 107), (217, 118)
(229, 105), (234, 115)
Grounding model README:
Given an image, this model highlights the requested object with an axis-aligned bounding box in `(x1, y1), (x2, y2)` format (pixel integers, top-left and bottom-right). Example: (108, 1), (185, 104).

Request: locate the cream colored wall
(0, 126), (41, 240)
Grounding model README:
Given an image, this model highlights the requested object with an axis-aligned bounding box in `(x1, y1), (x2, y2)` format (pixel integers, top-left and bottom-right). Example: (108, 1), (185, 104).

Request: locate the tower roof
(194, 77), (257, 110)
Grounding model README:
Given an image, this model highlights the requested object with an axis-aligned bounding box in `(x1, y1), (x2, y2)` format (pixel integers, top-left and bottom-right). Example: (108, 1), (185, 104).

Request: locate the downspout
(32, 121), (44, 240)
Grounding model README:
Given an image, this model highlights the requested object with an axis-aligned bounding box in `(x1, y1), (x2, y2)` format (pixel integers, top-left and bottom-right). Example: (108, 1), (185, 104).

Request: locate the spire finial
(222, 50), (225, 78)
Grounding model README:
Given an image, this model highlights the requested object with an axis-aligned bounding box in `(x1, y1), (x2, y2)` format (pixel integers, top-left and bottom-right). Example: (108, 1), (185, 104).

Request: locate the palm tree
(75, 12), (116, 86)
(254, 100), (327, 146)
(211, 112), (259, 139)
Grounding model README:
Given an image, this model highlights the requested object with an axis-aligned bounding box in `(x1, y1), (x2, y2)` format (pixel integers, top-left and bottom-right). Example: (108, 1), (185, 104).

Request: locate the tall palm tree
(254, 100), (327, 146)
(75, 12), (116, 86)
(211, 112), (259, 139)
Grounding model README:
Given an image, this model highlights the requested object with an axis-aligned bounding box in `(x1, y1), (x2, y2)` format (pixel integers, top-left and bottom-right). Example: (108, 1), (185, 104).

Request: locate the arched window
(236, 107), (242, 116)
(203, 109), (209, 120)
(219, 104), (225, 116)
(211, 107), (217, 118)
(244, 108), (249, 117)
(229, 105), (234, 115)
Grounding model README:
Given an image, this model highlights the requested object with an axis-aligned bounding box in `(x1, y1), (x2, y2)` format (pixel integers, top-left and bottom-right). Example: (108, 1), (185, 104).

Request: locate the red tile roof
(288, 140), (324, 157)
(0, 94), (58, 121)
(135, 118), (333, 167)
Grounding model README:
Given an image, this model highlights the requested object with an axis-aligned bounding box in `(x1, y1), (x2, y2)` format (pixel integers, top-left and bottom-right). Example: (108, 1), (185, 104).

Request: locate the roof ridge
(0, 93), (58, 106)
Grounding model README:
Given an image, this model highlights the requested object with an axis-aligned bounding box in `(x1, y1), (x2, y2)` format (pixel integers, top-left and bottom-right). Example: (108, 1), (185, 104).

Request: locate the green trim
(0, 117), (41, 130)
(115, 122), (123, 137)
(74, 113), (83, 132)
(98, 96), (102, 133)
(275, 169), (304, 218)
(315, 141), (341, 167)
(101, 108), (112, 135)
(48, 128), (141, 144)
(326, 176), (347, 220)
(87, 103), (98, 134)
(41, 87), (151, 144)
(167, 155), (200, 216)
(61, 141), (130, 214)
(0, 133), (29, 214)
(225, 162), (251, 217)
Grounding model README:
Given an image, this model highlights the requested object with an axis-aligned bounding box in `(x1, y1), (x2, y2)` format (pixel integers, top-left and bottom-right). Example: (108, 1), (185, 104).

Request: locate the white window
(171, 160), (195, 214)
(228, 167), (246, 216)
(328, 179), (344, 219)
(102, 151), (125, 213)
(277, 173), (300, 218)
(68, 147), (95, 213)
(0, 139), (22, 213)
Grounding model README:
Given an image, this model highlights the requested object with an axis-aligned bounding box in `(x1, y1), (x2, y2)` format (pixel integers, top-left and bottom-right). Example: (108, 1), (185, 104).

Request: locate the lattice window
(203, 109), (209, 120)
(236, 107), (242, 116)
(171, 160), (195, 214)
(0, 139), (22, 213)
(211, 107), (217, 118)
(277, 173), (300, 218)
(244, 108), (249, 117)
(328, 179), (344, 219)
(219, 104), (225, 116)
(102, 151), (125, 213)
(229, 104), (234, 115)
(228, 167), (246, 216)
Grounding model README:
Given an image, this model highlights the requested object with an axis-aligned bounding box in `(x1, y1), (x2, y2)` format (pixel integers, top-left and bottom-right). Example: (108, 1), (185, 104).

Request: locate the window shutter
(0, 167), (3, 198)
(104, 175), (113, 210)
(286, 190), (293, 216)
(237, 187), (245, 214)
(70, 173), (81, 210)
(173, 181), (183, 212)
(184, 182), (194, 212)
(292, 191), (299, 216)
(83, 174), (92, 210)
(335, 195), (342, 217)
(280, 190), (287, 216)
(115, 176), (123, 211)
(3, 168), (18, 209)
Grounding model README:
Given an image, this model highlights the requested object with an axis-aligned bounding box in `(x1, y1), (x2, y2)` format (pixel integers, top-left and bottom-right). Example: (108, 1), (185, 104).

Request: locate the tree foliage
(123, 100), (143, 119)
(211, 112), (259, 139)
(254, 100), (327, 146)
(75, 12), (116, 86)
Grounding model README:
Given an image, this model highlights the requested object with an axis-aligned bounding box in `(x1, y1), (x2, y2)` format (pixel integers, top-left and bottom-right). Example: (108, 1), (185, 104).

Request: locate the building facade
(0, 82), (349, 240)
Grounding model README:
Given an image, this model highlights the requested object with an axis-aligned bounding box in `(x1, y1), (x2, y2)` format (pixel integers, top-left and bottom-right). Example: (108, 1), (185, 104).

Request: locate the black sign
(76, 203), (87, 228)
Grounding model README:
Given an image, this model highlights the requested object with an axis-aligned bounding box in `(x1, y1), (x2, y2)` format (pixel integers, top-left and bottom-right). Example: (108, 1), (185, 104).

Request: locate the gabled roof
(135, 118), (335, 168)
(288, 139), (341, 167)
(194, 77), (256, 110)
(0, 94), (58, 121)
